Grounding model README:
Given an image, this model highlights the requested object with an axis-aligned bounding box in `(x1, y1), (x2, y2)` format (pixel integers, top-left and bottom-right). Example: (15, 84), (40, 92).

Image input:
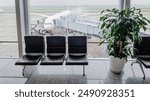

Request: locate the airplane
(32, 10), (71, 33)
(32, 9), (101, 36)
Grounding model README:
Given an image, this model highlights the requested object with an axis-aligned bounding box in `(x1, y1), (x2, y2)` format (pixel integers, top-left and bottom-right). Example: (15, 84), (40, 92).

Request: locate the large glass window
(131, 0), (150, 31)
(0, 0), (18, 58)
(29, 0), (118, 58)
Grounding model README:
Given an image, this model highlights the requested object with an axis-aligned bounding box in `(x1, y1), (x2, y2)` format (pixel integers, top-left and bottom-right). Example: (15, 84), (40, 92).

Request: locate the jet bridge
(56, 17), (101, 37)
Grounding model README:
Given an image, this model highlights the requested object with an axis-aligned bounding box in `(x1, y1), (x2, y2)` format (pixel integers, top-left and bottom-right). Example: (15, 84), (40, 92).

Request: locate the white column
(119, 0), (125, 10)
(23, 0), (31, 35)
(15, 0), (24, 57)
(125, 0), (131, 9)
(15, 0), (30, 57)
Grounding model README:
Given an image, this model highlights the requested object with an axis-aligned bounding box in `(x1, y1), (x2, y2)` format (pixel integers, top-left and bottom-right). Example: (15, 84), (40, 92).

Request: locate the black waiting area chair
(66, 36), (88, 76)
(132, 36), (150, 79)
(15, 35), (88, 76)
(15, 36), (45, 76)
(40, 36), (66, 65)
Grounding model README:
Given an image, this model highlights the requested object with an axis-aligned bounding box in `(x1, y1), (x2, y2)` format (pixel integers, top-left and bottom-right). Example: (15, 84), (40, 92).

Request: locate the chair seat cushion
(66, 54), (88, 65)
(137, 55), (150, 68)
(40, 54), (65, 65)
(15, 54), (42, 65)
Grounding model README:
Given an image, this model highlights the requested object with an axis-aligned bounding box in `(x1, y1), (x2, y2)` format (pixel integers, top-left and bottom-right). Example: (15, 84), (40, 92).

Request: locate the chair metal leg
(131, 60), (146, 79)
(139, 63), (146, 79)
(83, 65), (85, 76)
(22, 65), (26, 77)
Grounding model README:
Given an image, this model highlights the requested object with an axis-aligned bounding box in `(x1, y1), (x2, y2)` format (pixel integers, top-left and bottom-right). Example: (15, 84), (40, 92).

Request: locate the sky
(0, 0), (150, 6)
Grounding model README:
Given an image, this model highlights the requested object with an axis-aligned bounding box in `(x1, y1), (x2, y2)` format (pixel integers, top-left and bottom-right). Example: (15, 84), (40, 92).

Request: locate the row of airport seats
(15, 36), (88, 76)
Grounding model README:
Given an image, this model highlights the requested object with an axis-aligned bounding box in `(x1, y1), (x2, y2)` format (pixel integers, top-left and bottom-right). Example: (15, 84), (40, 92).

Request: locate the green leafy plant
(99, 7), (150, 59)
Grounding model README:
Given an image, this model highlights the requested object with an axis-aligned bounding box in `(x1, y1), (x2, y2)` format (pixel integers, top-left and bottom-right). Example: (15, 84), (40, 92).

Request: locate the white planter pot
(109, 56), (126, 74)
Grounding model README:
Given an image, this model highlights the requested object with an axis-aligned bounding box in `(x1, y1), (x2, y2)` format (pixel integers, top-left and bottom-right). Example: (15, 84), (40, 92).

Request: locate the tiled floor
(0, 58), (150, 84)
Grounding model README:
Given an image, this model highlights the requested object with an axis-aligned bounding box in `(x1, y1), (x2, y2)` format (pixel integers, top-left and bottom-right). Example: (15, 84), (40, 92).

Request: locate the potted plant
(99, 7), (150, 73)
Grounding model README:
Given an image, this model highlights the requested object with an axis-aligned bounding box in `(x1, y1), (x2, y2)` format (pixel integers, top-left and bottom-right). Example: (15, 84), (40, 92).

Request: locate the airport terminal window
(0, 0), (18, 58)
(29, 0), (118, 58)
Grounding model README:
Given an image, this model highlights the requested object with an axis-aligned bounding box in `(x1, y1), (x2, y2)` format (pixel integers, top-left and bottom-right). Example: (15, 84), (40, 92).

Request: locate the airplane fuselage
(43, 10), (71, 32)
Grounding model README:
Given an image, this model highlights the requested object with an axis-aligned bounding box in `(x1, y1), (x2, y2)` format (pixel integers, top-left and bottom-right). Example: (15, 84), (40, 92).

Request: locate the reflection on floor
(0, 58), (150, 84)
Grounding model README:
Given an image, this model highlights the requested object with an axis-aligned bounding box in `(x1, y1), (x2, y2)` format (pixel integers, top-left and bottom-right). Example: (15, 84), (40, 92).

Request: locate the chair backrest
(25, 36), (45, 53)
(46, 36), (66, 53)
(68, 36), (87, 53)
(134, 36), (150, 56)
